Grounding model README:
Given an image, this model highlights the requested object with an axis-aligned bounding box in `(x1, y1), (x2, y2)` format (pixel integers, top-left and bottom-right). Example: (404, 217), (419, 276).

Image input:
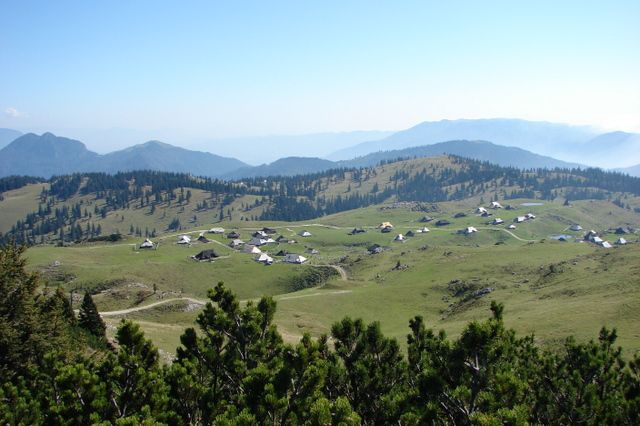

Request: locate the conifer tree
(78, 292), (105, 339)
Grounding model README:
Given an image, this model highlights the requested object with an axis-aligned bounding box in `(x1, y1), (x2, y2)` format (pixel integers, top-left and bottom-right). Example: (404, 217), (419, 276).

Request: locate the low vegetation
(1, 244), (639, 424)
(286, 265), (340, 292)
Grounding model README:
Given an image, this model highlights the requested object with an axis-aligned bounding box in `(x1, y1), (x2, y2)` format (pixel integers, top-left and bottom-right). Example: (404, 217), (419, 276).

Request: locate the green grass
(25, 197), (640, 357)
(0, 183), (47, 231)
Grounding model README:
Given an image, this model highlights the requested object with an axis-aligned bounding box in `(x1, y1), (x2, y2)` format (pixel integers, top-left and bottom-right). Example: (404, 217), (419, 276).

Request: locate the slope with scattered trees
(1, 243), (639, 424)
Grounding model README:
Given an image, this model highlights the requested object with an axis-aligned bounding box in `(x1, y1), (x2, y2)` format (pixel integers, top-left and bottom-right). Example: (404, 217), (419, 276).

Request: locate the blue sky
(1, 1), (638, 152)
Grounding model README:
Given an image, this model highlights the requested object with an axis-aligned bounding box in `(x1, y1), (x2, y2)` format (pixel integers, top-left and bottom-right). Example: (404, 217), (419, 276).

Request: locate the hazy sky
(1, 1), (639, 152)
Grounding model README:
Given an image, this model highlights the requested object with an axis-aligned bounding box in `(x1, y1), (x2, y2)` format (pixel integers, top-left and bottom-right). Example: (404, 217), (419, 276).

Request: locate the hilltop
(0, 133), (247, 178)
(2, 154), (639, 246)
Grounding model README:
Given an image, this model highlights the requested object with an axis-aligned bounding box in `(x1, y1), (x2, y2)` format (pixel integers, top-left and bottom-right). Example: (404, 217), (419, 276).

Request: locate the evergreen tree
(78, 292), (106, 339)
(0, 243), (42, 379)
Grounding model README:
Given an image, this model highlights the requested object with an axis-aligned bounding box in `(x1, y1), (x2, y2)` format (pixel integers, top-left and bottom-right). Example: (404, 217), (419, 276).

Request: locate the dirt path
(314, 264), (348, 281)
(241, 223), (346, 231)
(391, 224), (536, 243)
(100, 297), (206, 317)
(476, 227), (536, 242)
(84, 243), (136, 249)
(99, 289), (353, 317)
(276, 289), (351, 301)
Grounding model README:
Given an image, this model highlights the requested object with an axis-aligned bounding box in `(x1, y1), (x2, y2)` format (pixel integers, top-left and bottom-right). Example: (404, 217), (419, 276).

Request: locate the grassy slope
(24, 197), (640, 357)
(4, 155), (640, 240)
(0, 183), (48, 231)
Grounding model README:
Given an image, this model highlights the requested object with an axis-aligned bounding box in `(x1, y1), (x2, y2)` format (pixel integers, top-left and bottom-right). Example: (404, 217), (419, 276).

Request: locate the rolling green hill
(2, 155), (639, 244)
(2, 155), (639, 357)
(21, 195), (640, 357)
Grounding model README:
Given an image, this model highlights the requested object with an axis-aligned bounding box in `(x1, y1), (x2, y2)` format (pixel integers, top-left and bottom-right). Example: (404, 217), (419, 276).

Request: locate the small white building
(490, 201), (503, 209)
(140, 239), (154, 249)
(255, 253), (273, 264)
(616, 237), (627, 245)
(249, 237), (269, 246)
(284, 253), (307, 264)
(570, 224), (583, 232)
(177, 235), (191, 245)
(299, 230), (312, 237)
(592, 236), (604, 244)
(463, 226), (478, 234)
(229, 239), (245, 248)
(508, 224), (517, 230)
(525, 213), (536, 220)
(514, 216), (526, 223)
(492, 218), (504, 225)
(208, 227), (225, 234)
(394, 234), (405, 242)
(420, 227), (430, 233)
(476, 207), (488, 214)
(600, 241), (613, 249)
(244, 245), (262, 254)
(584, 230), (598, 241)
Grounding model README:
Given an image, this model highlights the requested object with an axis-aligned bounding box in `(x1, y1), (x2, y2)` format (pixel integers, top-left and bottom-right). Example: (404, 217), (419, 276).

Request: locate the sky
(1, 1), (639, 155)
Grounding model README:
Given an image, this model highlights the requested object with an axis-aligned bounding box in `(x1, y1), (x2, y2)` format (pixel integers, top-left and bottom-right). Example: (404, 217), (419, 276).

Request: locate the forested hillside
(1, 155), (640, 245)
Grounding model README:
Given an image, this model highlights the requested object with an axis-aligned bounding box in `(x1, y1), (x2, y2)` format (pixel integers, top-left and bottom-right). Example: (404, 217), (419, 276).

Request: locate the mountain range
(224, 139), (583, 179)
(0, 132), (584, 180)
(1, 118), (638, 179)
(327, 118), (640, 169)
(0, 133), (247, 178)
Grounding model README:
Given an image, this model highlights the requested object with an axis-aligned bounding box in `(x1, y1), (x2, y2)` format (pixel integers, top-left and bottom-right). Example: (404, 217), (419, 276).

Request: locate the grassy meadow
(23, 197), (640, 357)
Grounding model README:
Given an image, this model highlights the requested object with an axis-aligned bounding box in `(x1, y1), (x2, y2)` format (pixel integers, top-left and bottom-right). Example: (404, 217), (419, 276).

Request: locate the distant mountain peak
(0, 133), (248, 178)
(140, 140), (172, 148)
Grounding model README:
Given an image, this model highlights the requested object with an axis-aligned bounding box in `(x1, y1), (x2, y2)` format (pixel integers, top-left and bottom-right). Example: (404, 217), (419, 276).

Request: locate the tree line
(1, 243), (639, 424)
(3, 157), (640, 244)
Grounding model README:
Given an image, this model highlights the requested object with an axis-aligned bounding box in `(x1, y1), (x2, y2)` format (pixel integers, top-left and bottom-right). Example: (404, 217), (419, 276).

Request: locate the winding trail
(99, 289), (352, 317)
(476, 227), (536, 242)
(313, 264), (348, 281)
(100, 297), (206, 317)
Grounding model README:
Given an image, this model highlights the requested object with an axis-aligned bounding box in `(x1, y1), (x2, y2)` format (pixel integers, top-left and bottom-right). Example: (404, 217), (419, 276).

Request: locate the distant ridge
(0, 132), (100, 177)
(223, 157), (336, 179)
(96, 140), (247, 177)
(0, 128), (23, 149)
(224, 140), (583, 179)
(0, 133), (247, 178)
(618, 164), (640, 177)
(339, 140), (583, 170)
(327, 118), (596, 161)
(0, 132), (586, 179)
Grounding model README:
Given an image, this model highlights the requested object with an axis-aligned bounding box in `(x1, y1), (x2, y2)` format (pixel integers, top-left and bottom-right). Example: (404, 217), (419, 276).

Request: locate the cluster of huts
(370, 221), (432, 243)
(581, 229), (628, 248)
(209, 227), (313, 265)
(138, 225), (316, 266)
(137, 198), (633, 264)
